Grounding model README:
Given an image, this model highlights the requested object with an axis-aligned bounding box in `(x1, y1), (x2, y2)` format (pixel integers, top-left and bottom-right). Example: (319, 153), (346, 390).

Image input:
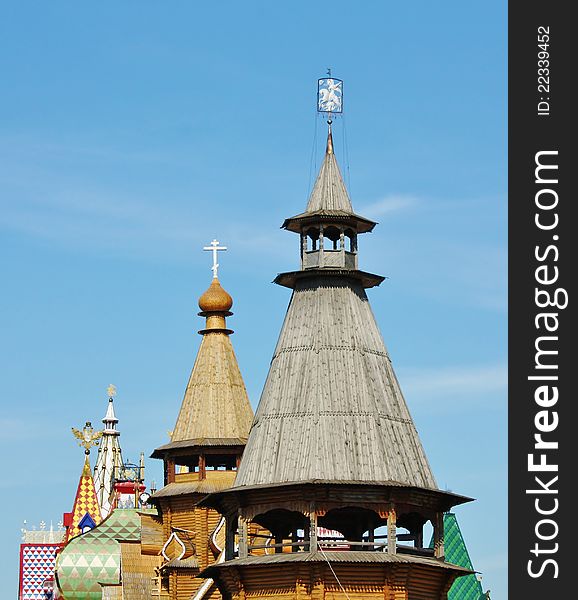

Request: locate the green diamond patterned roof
(55, 509), (145, 600)
(429, 513), (485, 600)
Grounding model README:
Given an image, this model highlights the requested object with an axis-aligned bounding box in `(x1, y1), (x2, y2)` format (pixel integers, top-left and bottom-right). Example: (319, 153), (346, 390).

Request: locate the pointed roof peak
(326, 121), (334, 155)
(103, 397), (118, 424)
(81, 453), (92, 477)
(66, 453), (102, 541)
(305, 125), (353, 214)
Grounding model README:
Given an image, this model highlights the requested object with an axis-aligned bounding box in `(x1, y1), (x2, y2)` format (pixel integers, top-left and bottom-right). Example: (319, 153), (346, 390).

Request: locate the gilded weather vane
(203, 239), (227, 279)
(72, 421), (103, 455)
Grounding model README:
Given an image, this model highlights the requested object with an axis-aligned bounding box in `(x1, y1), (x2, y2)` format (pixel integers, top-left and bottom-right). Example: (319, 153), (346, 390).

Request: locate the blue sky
(0, 1), (506, 596)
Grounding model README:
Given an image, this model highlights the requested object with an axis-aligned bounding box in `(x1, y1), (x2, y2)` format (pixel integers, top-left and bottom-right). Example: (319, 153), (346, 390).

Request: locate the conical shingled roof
(234, 276), (436, 489)
(281, 128), (376, 234)
(169, 278), (253, 445)
(171, 332), (253, 443)
(305, 128), (354, 214)
(234, 130), (437, 490)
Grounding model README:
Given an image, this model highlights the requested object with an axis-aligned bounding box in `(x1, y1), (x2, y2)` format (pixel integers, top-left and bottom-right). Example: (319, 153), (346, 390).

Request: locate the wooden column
(319, 226), (324, 267)
(199, 454), (206, 480)
(225, 514), (237, 560)
(165, 459), (175, 485)
(433, 512), (445, 559)
(309, 507), (318, 552)
(238, 513), (248, 559)
(415, 525), (424, 549)
(292, 528), (299, 552)
(387, 509), (397, 554)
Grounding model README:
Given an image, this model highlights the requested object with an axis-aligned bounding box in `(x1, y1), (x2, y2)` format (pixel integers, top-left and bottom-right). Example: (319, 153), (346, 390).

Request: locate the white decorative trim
(161, 531), (186, 561)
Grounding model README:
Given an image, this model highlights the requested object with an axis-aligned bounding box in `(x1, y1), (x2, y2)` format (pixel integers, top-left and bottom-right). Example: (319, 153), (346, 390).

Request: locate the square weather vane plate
(318, 78), (343, 114)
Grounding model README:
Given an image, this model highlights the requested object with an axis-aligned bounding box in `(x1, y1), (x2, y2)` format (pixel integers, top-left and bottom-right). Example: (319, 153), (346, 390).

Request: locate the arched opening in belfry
(305, 227), (319, 252)
(250, 508), (308, 554)
(344, 228), (356, 253)
(395, 510), (429, 551)
(319, 506), (386, 550)
(324, 226), (341, 251)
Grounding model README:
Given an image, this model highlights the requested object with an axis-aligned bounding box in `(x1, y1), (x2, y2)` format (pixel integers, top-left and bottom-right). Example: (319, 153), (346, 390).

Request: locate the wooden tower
(150, 259), (254, 599)
(200, 124), (474, 599)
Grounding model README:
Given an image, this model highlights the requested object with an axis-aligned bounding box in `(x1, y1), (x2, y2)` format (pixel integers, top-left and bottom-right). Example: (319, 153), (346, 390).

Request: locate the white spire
(93, 385), (124, 518)
(103, 398), (119, 431)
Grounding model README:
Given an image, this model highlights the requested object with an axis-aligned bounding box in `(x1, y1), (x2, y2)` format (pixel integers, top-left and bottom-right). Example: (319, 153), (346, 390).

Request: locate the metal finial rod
(203, 239), (227, 278)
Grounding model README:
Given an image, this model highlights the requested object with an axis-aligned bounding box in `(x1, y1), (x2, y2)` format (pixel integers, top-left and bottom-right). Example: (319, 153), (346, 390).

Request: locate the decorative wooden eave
(199, 549), (474, 575)
(150, 438), (247, 459)
(282, 210), (377, 234)
(150, 476), (238, 501)
(273, 268), (385, 290)
(200, 480), (473, 518)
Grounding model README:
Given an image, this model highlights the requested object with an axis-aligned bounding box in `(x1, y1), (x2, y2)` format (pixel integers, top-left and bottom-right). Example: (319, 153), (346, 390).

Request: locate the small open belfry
(199, 82), (474, 600)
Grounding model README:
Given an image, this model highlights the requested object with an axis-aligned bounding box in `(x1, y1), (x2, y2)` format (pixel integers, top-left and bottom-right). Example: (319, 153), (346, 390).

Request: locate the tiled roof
(55, 509), (144, 600)
(429, 513), (485, 600)
(67, 456), (102, 541)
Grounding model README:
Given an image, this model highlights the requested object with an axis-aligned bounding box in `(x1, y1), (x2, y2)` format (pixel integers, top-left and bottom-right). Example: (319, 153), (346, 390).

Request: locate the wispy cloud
(358, 194), (419, 217)
(398, 364), (507, 412)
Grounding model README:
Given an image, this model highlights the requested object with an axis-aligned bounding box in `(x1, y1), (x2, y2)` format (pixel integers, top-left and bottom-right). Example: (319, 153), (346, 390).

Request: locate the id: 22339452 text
(537, 26), (550, 116)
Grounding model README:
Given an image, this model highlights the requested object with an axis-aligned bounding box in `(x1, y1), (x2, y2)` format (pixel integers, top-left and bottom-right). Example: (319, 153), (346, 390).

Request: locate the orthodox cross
(203, 239), (227, 278)
(72, 421), (103, 455)
(107, 383), (116, 398)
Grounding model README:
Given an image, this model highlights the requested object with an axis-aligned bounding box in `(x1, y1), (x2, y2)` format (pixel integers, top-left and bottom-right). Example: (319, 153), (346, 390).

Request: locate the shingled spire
(305, 122), (353, 213)
(234, 124), (436, 490)
(200, 86), (473, 599)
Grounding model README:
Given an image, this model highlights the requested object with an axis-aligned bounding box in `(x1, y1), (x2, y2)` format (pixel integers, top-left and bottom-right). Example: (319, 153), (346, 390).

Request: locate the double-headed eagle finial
(72, 421), (103, 455)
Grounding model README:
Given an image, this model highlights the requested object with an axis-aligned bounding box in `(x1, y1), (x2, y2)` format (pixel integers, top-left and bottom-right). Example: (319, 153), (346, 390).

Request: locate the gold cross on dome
(107, 384), (116, 398)
(203, 239), (227, 278)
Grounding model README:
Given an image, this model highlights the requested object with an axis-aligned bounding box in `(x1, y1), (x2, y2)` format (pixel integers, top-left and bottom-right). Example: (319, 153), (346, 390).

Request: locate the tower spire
(93, 386), (124, 518)
(199, 79), (473, 599)
(65, 423), (102, 541)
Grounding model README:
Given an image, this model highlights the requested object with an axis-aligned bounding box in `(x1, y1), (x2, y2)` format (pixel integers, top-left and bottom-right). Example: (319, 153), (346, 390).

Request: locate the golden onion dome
(198, 278), (233, 313)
